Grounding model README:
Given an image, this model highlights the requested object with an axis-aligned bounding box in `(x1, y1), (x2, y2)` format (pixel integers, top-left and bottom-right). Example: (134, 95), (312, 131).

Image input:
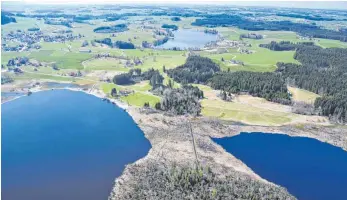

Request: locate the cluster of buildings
(2, 30), (83, 52)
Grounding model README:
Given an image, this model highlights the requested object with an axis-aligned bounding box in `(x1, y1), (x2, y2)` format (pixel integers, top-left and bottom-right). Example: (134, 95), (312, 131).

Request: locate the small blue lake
(157, 29), (218, 49)
(213, 133), (347, 200)
(2, 90), (151, 200)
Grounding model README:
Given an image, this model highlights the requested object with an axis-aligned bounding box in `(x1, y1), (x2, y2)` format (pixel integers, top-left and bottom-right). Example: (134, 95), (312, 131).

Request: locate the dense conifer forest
(209, 72), (291, 104)
(167, 56), (220, 84)
(277, 46), (347, 123)
(115, 164), (295, 200)
(154, 85), (203, 115)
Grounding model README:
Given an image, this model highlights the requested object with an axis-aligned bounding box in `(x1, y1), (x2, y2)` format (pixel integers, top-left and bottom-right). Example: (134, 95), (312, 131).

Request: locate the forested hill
(192, 14), (347, 42)
(277, 46), (347, 123)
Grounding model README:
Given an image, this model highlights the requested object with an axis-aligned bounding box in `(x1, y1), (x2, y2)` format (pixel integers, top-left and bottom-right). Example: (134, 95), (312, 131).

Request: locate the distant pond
(156, 29), (218, 49)
(213, 133), (347, 200)
(2, 90), (151, 200)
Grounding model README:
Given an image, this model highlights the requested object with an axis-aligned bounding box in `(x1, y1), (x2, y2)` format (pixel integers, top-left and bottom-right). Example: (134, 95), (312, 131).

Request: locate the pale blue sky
(2, 1), (347, 10)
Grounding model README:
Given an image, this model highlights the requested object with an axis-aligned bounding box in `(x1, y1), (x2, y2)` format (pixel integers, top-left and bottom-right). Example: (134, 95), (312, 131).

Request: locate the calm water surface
(2, 90), (151, 200)
(157, 29), (218, 49)
(213, 133), (347, 200)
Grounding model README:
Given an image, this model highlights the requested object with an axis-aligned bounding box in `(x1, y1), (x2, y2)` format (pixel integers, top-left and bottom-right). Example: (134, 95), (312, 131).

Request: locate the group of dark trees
(204, 29), (218, 34)
(1, 74), (14, 85)
(210, 71), (291, 104)
(161, 24), (178, 31)
(259, 41), (314, 51)
(93, 24), (128, 33)
(113, 68), (163, 87)
(116, 163), (295, 200)
(276, 13), (337, 21)
(171, 16), (181, 21)
(94, 38), (135, 49)
(95, 38), (113, 46)
(114, 41), (135, 49)
(1, 12), (16, 25)
(153, 37), (169, 46)
(81, 40), (89, 47)
(192, 14), (347, 42)
(44, 19), (72, 28)
(167, 56), (220, 84)
(7, 57), (30, 67)
(102, 13), (136, 22)
(141, 41), (152, 48)
(154, 85), (203, 115)
(113, 73), (135, 85)
(27, 27), (40, 32)
(276, 45), (347, 123)
(240, 33), (263, 39)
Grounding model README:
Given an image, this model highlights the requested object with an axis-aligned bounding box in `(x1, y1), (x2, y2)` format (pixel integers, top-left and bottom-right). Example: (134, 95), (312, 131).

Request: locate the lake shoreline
(3, 86), (346, 199)
(108, 103), (347, 199)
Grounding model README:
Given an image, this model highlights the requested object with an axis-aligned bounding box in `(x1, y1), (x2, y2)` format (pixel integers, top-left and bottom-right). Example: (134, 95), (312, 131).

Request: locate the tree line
(240, 33), (263, 40)
(259, 41), (314, 51)
(276, 13), (337, 21)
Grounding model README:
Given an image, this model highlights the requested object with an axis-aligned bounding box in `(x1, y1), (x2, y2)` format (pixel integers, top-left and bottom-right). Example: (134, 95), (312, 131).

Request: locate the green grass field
(201, 98), (293, 126)
(288, 86), (320, 104)
(14, 72), (75, 82)
(315, 39), (347, 48)
(83, 49), (186, 74)
(195, 84), (301, 126)
(201, 28), (301, 72)
(100, 82), (160, 107)
(83, 58), (129, 71)
(121, 92), (160, 107)
(1, 51), (30, 65)
(28, 50), (92, 69)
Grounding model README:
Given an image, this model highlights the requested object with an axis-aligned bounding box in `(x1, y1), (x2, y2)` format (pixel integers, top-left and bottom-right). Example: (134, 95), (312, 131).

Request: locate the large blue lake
(157, 29), (218, 49)
(2, 90), (151, 200)
(213, 133), (347, 200)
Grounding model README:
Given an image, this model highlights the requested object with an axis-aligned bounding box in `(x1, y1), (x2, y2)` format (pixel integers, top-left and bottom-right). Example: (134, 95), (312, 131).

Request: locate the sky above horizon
(1, 0), (347, 10)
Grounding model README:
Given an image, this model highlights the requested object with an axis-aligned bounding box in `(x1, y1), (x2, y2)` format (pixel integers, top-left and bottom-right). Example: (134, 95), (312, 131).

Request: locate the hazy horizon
(1, 1), (347, 10)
